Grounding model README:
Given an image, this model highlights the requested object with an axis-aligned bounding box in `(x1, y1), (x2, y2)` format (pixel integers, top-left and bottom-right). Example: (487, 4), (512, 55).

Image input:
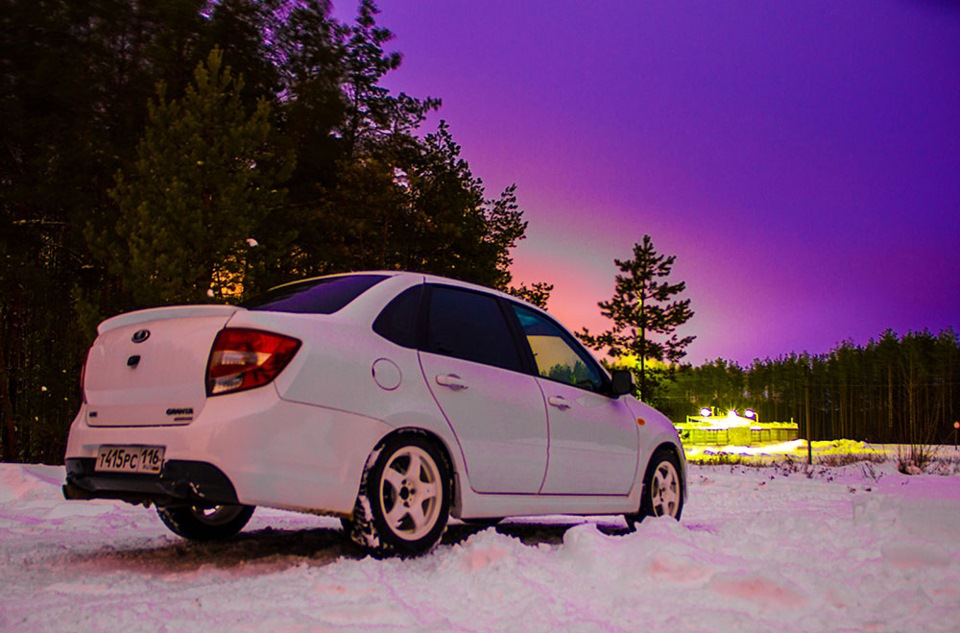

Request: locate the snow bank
(1, 461), (958, 632)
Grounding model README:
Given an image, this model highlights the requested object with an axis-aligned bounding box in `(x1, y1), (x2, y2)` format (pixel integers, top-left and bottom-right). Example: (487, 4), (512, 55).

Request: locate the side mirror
(609, 369), (635, 398)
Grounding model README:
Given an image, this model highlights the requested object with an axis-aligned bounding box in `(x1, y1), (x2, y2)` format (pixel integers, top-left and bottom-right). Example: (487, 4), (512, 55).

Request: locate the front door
(510, 304), (639, 495)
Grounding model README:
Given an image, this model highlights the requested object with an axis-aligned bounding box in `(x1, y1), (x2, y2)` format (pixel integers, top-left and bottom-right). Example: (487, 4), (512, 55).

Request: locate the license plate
(95, 445), (165, 474)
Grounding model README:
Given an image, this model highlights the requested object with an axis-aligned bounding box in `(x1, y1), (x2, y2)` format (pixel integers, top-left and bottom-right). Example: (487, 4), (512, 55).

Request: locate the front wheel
(157, 504), (255, 541)
(626, 448), (683, 530)
(347, 434), (451, 557)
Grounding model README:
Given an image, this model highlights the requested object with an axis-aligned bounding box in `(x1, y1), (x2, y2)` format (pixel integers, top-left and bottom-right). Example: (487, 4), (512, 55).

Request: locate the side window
(511, 304), (605, 392)
(373, 285), (423, 348)
(424, 286), (523, 372)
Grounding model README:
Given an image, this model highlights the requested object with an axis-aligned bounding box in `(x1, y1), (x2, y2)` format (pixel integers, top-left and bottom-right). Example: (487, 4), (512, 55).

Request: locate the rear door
(419, 285), (548, 494)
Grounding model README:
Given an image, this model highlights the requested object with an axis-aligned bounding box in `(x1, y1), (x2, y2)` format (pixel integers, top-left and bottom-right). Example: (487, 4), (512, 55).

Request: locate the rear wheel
(157, 504), (254, 541)
(626, 448), (683, 530)
(346, 433), (451, 557)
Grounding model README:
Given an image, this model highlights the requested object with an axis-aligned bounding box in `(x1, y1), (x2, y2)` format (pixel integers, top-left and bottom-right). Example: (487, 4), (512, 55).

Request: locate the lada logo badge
(131, 329), (151, 344)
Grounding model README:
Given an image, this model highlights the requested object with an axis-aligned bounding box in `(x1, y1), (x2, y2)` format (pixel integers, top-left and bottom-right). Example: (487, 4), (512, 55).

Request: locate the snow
(2, 460), (959, 631)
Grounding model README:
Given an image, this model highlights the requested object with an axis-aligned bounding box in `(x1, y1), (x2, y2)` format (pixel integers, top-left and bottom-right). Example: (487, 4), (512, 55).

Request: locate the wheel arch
(647, 440), (688, 500)
(652, 440), (684, 464)
(347, 425), (458, 555)
(371, 426), (460, 508)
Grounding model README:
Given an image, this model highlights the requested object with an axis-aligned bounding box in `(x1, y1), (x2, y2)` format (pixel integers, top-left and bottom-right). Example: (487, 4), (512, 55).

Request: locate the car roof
(269, 270), (537, 311)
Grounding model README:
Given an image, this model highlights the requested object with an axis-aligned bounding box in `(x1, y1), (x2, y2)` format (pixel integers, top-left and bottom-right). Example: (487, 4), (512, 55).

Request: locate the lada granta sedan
(64, 272), (686, 556)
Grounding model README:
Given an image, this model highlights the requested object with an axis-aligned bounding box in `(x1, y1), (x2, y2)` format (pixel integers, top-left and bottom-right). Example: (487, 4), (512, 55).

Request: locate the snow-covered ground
(2, 459), (959, 632)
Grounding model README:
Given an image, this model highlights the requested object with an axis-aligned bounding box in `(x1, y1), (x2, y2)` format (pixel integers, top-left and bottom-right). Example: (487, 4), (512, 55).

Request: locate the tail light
(206, 329), (301, 396)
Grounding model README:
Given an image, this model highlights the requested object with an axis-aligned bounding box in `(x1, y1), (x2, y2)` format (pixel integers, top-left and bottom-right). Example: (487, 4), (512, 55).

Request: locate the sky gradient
(334, 1), (960, 365)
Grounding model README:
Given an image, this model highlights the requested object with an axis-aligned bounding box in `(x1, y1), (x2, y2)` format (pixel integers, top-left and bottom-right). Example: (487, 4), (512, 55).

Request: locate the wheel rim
(650, 460), (681, 518)
(378, 446), (442, 541)
(190, 505), (246, 526)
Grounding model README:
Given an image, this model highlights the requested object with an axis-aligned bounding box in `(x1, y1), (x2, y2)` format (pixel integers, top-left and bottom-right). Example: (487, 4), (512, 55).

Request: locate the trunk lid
(84, 305), (240, 427)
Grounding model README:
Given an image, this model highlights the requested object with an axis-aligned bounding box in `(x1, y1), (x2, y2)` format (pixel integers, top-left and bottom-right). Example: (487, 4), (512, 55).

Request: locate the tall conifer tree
(579, 235), (695, 400)
(107, 48), (293, 306)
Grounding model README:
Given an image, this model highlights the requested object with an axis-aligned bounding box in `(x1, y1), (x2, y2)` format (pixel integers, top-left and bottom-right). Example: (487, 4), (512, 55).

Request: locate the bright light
(744, 409), (757, 420)
(727, 410), (738, 418)
(699, 407), (712, 417)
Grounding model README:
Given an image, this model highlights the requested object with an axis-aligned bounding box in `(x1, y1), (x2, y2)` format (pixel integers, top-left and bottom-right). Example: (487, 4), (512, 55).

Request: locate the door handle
(548, 396), (571, 410)
(436, 374), (468, 391)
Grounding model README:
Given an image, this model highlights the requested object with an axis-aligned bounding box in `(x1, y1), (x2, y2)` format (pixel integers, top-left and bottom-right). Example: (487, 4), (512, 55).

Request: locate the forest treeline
(1, 0), (542, 463)
(659, 329), (960, 445)
(1, 1), (955, 464)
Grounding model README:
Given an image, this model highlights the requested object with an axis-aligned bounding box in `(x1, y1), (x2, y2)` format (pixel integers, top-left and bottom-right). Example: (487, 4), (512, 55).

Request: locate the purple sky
(334, 1), (960, 365)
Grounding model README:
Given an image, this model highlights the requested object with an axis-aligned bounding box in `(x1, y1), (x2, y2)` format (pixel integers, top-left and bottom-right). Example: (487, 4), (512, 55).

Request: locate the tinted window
(425, 286), (523, 372)
(512, 304), (604, 392)
(373, 285), (423, 348)
(242, 274), (388, 314)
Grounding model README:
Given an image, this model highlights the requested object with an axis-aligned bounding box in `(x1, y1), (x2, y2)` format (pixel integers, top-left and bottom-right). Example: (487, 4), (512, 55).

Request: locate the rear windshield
(242, 274), (389, 314)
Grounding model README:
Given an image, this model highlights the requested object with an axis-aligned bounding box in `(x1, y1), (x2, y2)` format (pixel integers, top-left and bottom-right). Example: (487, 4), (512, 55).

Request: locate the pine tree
(403, 122), (529, 288)
(336, 0), (440, 153)
(483, 184), (528, 290)
(508, 281), (554, 309)
(107, 48), (294, 306)
(579, 235), (695, 401)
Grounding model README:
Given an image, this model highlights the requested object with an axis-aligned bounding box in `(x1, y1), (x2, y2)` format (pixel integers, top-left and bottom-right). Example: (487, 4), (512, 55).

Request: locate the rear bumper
(63, 458), (240, 507)
(63, 391), (393, 516)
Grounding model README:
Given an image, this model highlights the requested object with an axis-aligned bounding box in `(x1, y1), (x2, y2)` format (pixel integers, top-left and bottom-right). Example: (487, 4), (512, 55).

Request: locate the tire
(626, 448), (683, 530)
(347, 433), (451, 557)
(157, 504), (255, 541)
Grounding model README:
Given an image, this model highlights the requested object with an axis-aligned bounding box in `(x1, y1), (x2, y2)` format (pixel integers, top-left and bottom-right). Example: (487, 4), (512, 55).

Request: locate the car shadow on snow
(71, 518), (633, 574)
(70, 525), (355, 574)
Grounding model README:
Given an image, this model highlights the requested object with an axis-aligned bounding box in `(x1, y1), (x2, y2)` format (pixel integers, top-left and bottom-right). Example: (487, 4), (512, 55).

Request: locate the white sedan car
(64, 272), (685, 556)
